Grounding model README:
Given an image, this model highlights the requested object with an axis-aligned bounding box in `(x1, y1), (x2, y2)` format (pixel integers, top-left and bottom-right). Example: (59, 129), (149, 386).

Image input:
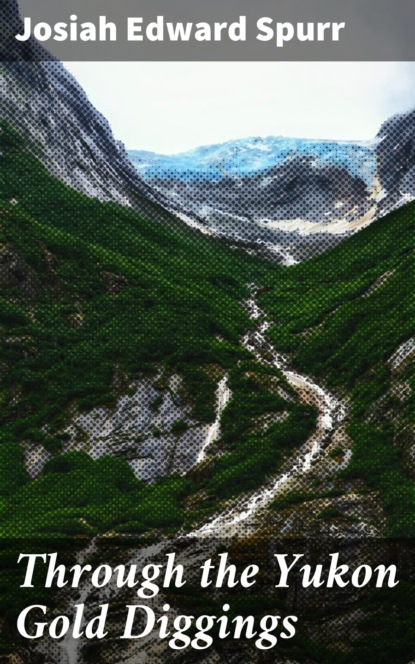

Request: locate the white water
(59, 539), (98, 664)
(193, 287), (346, 537)
(196, 375), (232, 464)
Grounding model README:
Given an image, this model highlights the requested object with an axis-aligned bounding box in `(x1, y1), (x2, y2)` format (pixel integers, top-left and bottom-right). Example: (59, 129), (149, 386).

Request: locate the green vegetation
(268, 489), (315, 510)
(0, 122), (311, 539)
(2, 451), (192, 537)
(0, 119), (414, 663)
(0, 122), (266, 435)
(258, 201), (415, 535)
(0, 111), (415, 664)
(0, 119), (414, 537)
(205, 363), (316, 499)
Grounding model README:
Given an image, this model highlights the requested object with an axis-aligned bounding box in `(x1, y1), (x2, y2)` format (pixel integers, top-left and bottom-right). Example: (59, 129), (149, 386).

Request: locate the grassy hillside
(0, 121), (320, 654)
(259, 203), (415, 534)
(0, 121), (315, 540)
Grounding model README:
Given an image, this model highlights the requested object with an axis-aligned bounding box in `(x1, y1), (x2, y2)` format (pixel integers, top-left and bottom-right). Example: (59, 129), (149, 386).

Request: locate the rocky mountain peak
(0, 1), (166, 211)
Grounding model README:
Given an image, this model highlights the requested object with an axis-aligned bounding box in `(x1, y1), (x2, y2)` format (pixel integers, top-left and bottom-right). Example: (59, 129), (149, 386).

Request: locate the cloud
(65, 61), (415, 153)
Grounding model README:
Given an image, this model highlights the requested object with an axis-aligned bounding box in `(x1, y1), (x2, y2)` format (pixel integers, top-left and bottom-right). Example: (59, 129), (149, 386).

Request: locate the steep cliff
(0, 1), (167, 210)
(377, 108), (415, 209)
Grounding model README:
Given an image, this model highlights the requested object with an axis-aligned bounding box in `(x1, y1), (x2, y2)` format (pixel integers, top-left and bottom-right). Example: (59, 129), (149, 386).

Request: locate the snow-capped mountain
(129, 137), (380, 263)
(130, 136), (376, 186)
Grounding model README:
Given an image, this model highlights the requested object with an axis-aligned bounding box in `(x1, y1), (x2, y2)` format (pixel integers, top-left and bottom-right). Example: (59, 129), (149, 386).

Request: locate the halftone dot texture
(0, 6), (414, 660)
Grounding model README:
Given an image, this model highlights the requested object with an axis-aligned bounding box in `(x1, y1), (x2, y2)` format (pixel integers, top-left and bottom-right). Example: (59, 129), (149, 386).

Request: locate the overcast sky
(65, 62), (415, 154)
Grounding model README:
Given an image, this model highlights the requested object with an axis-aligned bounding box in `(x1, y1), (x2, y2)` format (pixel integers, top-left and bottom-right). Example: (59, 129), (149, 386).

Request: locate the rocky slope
(130, 117), (415, 262)
(130, 138), (378, 263)
(0, 2), (167, 212)
(377, 107), (415, 210)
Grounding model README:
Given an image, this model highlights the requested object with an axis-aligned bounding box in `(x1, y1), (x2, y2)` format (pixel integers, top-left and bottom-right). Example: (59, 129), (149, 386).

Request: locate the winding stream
(193, 286), (346, 536)
(41, 286), (347, 663)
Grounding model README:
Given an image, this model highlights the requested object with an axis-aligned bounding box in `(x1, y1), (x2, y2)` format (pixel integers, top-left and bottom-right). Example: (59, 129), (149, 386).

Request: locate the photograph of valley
(1, 2), (415, 663)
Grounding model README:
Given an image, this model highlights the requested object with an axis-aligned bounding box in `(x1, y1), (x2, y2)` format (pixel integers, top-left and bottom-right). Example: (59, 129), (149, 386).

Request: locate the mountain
(377, 107), (415, 209)
(0, 1), (170, 212)
(129, 136), (383, 262)
(0, 120), (413, 663)
(0, 120), (315, 522)
(1, 1), (415, 661)
(130, 137), (376, 184)
(0, 61), (167, 210)
(0, 121), (318, 657)
(129, 126), (415, 263)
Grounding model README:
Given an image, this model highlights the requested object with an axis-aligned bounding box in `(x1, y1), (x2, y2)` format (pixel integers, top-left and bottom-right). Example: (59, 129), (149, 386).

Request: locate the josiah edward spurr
(16, 15), (346, 48)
